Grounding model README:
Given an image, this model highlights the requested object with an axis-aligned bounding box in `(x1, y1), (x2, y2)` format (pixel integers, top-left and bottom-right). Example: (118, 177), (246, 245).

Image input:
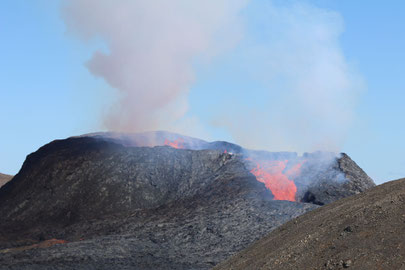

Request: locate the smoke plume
(61, 0), (248, 133)
(61, 1), (362, 153)
(210, 2), (363, 152)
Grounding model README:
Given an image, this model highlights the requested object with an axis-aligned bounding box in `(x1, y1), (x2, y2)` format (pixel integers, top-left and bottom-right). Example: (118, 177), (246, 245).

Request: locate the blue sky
(0, 1), (404, 184)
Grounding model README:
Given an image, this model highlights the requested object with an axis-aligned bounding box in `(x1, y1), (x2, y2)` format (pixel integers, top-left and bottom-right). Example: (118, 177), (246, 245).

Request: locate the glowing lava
(250, 160), (303, 202)
(164, 138), (185, 149)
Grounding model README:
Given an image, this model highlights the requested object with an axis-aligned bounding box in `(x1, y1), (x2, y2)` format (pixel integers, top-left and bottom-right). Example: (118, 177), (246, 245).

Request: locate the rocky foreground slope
(0, 132), (375, 269)
(214, 178), (405, 270)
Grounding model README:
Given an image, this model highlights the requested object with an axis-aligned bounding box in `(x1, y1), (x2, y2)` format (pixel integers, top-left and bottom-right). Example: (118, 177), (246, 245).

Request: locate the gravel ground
(214, 178), (405, 270)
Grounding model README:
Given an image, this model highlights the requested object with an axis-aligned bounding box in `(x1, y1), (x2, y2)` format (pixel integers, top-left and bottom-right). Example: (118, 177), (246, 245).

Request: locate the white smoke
(212, 2), (363, 153)
(61, 1), (363, 153)
(61, 0), (248, 132)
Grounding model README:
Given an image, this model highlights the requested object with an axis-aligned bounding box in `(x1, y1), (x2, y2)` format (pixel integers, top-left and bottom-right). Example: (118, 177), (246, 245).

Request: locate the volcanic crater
(0, 131), (375, 269)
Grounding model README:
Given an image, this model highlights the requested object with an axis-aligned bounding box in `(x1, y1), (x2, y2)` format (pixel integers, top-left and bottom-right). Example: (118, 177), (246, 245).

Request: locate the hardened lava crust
(0, 133), (374, 269)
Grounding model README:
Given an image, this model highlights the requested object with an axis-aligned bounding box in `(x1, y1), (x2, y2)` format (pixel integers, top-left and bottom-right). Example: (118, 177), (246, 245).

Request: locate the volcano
(80, 131), (375, 205)
(0, 132), (375, 269)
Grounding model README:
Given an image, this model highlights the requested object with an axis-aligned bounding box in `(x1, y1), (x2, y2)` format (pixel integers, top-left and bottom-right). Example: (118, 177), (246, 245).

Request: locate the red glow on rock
(164, 138), (185, 149)
(0, 238), (68, 253)
(39, 239), (68, 247)
(250, 160), (303, 202)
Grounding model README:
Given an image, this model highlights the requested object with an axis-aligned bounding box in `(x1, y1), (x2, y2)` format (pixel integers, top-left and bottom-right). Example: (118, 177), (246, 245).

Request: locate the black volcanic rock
(0, 137), (246, 224)
(0, 133), (375, 269)
(85, 131), (375, 206)
(297, 152), (375, 205)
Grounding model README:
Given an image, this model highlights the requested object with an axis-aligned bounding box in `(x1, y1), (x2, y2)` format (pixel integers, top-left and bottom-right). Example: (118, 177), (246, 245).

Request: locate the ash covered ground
(214, 178), (405, 270)
(0, 132), (375, 269)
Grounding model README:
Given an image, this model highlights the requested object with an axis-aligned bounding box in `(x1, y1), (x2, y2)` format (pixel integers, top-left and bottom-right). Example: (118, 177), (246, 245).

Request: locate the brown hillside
(214, 178), (405, 270)
(0, 173), (12, 188)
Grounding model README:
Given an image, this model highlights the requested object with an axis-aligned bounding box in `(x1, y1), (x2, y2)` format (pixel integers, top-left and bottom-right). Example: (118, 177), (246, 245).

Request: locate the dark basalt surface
(84, 131), (375, 205)
(0, 133), (375, 269)
(297, 153), (375, 205)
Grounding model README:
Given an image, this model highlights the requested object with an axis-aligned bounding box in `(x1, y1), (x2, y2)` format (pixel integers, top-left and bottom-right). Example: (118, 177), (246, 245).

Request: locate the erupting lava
(164, 138), (185, 149)
(250, 160), (303, 202)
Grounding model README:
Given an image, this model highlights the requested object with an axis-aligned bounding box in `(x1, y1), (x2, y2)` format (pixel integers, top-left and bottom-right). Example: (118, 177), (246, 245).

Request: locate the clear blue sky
(0, 1), (404, 184)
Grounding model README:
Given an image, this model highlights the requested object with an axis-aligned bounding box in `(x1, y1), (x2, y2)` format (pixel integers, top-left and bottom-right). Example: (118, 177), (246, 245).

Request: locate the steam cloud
(61, 1), (362, 152)
(211, 2), (363, 153)
(61, 0), (248, 132)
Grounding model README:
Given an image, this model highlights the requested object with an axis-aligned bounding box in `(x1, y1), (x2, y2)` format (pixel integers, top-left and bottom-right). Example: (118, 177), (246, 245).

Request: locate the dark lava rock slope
(0, 137), (315, 269)
(0, 137), (247, 224)
(297, 153), (375, 205)
(0, 135), (375, 269)
(214, 178), (405, 270)
(87, 131), (376, 205)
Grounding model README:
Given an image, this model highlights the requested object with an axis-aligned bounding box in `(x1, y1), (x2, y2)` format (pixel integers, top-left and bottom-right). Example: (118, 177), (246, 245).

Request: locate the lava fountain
(164, 138), (185, 149)
(250, 160), (303, 201)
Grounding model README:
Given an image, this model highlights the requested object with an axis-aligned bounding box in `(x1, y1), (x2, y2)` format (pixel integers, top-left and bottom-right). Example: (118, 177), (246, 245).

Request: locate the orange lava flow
(164, 138), (185, 149)
(250, 160), (302, 202)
